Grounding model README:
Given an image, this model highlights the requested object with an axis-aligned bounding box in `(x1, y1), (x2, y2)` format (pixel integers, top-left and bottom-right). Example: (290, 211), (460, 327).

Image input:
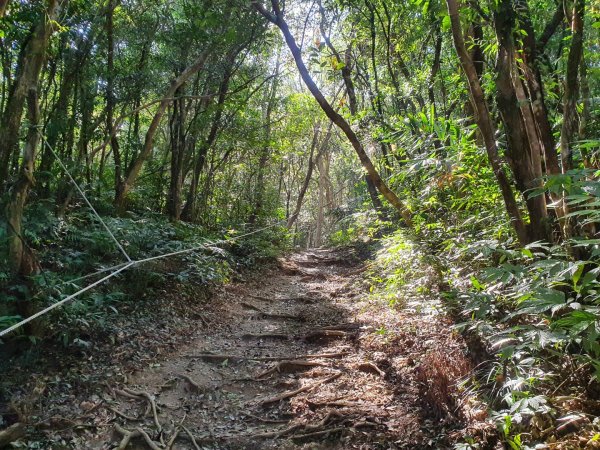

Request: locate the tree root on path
(181, 425), (201, 450)
(246, 293), (277, 302)
(177, 374), (203, 392)
(115, 388), (161, 435)
(300, 273), (328, 282)
(303, 330), (348, 342)
(240, 302), (263, 312)
(257, 372), (342, 406)
(357, 362), (386, 377)
(107, 406), (140, 421)
(175, 411), (346, 445)
(241, 333), (289, 340)
(243, 413), (290, 424)
(254, 360), (325, 379)
(239, 302), (303, 321)
(114, 423), (162, 450)
(291, 426), (346, 442)
(114, 388), (143, 401)
(247, 293), (318, 303)
(249, 411), (343, 440)
(186, 351), (348, 362)
(259, 312), (304, 321)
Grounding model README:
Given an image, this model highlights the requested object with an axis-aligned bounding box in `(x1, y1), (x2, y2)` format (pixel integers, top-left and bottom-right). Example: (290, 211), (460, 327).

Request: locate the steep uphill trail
(48, 248), (489, 448)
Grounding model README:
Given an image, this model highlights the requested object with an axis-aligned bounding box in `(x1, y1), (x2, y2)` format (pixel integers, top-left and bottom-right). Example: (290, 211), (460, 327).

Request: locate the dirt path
(81, 248), (480, 449)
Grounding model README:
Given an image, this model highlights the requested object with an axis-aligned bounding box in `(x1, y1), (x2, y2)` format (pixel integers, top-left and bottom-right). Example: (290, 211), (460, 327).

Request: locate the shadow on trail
(82, 247), (478, 449)
(1, 247), (482, 449)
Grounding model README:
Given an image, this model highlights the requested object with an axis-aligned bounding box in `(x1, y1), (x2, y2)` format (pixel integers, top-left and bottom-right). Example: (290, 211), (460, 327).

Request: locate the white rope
(0, 220), (284, 337)
(57, 261), (133, 286)
(39, 131), (132, 262)
(0, 262), (134, 338)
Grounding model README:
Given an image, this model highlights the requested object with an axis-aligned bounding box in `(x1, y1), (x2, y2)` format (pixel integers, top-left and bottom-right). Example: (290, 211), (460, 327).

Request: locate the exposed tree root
(246, 293), (278, 302)
(186, 351), (347, 362)
(166, 413), (186, 450)
(114, 423), (141, 449)
(357, 362), (386, 377)
(303, 329), (347, 342)
(114, 388), (143, 401)
(291, 426), (346, 442)
(244, 413), (290, 424)
(107, 406), (140, 421)
(114, 423), (163, 450)
(185, 353), (245, 363)
(306, 397), (357, 409)
(135, 426), (163, 450)
(162, 409), (345, 444)
(259, 312), (304, 321)
(254, 360), (325, 379)
(240, 302), (263, 312)
(241, 333), (289, 340)
(0, 422), (25, 447)
(121, 388), (161, 433)
(181, 425), (201, 450)
(166, 429), (180, 449)
(177, 374), (203, 392)
(247, 293), (316, 303)
(258, 372), (342, 406)
(157, 377), (178, 391)
(300, 272), (327, 282)
(246, 423), (303, 439)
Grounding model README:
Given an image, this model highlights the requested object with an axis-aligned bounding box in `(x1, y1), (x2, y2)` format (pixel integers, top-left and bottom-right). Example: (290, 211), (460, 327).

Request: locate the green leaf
(441, 15), (451, 31)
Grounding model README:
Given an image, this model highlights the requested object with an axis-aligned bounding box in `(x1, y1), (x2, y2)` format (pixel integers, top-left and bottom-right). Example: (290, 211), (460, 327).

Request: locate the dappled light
(1, 0), (599, 448)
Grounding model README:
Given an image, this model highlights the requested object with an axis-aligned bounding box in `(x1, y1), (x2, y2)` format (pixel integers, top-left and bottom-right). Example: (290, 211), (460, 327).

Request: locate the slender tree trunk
(6, 89), (44, 336)
(167, 92), (187, 220)
(181, 69), (231, 221)
(560, 0), (585, 174)
(287, 123), (321, 229)
(114, 48), (211, 211)
(105, 0), (123, 199)
(0, 0), (10, 17)
(446, 0), (528, 244)
(250, 55), (280, 224)
(6, 88), (40, 275)
(0, 0), (61, 190)
(493, 1), (550, 242)
(254, 1), (412, 226)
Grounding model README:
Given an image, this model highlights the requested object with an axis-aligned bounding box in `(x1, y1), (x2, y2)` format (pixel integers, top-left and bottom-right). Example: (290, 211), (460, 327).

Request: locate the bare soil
(1, 248), (493, 449)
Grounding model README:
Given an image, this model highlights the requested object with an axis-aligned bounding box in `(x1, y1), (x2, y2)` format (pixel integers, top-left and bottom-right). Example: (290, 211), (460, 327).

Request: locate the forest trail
(82, 248), (477, 449)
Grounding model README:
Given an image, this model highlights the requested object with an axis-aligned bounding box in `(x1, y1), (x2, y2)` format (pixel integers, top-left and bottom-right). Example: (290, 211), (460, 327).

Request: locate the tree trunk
(105, 0), (123, 199)
(6, 89), (40, 275)
(181, 67), (232, 221)
(114, 48), (211, 211)
(0, 0), (10, 17)
(250, 55), (280, 224)
(0, 0), (61, 190)
(560, 0), (585, 174)
(493, 1), (550, 242)
(446, 0), (528, 245)
(254, 1), (412, 226)
(287, 123), (321, 229)
(167, 92), (187, 220)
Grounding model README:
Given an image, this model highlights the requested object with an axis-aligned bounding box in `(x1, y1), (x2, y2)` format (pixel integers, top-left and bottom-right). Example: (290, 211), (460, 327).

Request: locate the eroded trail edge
(86, 248), (483, 449)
